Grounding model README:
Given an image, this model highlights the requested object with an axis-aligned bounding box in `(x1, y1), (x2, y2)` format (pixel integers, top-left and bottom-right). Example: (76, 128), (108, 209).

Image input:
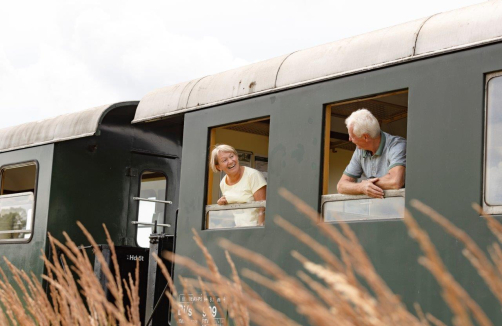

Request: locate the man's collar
(362, 131), (385, 158)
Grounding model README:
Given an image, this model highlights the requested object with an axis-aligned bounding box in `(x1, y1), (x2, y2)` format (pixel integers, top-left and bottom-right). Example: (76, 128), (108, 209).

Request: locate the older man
(337, 108), (406, 198)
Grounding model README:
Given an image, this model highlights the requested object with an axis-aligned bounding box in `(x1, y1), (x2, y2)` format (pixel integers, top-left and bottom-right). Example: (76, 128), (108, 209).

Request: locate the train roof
(0, 102), (137, 153)
(1, 1), (501, 153)
(132, 0), (502, 124)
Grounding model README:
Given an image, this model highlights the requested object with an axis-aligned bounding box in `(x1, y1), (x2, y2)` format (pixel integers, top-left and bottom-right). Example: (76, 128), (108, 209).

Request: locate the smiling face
(216, 151), (240, 176)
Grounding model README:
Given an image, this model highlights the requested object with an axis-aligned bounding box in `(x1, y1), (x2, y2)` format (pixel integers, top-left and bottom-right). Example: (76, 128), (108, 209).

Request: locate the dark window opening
(206, 118), (270, 229)
(322, 91), (408, 222)
(0, 162), (37, 241)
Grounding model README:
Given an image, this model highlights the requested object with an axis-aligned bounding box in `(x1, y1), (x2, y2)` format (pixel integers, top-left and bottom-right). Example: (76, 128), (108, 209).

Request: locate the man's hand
(217, 196), (228, 205)
(338, 174), (384, 197)
(360, 178), (384, 198)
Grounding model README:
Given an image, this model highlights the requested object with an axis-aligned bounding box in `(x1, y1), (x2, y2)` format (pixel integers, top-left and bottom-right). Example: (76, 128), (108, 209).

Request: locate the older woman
(209, 144), (267, 226)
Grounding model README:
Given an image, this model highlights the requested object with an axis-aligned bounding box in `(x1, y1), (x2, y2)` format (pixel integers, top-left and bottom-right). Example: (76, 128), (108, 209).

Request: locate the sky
(0, 0), (486, 129)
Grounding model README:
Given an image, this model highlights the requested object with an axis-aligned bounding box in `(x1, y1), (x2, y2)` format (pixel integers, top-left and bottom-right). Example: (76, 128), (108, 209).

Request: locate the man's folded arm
(337, 174), (384, 198)
(374, 165), (405, 190)
(337, 174), (361, 195)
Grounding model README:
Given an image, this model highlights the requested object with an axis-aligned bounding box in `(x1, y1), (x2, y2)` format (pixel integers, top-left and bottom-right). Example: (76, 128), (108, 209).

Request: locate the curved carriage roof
(133, 0), (502, 123)
(0, 102), (137, 153)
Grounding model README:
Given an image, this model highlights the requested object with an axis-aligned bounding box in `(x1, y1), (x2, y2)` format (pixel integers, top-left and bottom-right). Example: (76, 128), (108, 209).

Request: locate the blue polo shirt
(343, 131), (406, 180)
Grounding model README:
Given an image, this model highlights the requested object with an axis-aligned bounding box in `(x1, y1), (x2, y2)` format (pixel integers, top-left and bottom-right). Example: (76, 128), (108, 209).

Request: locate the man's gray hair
(345, 108), (381, 138)
(209, 144), (238, 173)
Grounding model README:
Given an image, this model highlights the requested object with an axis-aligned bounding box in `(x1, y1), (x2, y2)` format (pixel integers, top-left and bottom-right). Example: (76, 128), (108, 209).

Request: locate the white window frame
(135, 170), (170, 248)
(0, 161), (38, 243)
(483, 71), (502, 214)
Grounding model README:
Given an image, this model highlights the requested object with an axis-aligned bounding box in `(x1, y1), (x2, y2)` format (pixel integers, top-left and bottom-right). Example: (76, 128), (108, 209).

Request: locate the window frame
(483, 71), (502, 214)
(134, 169), (169, 248)
(321, 90), (408, 222)
(0, 160), (39, 244)
(204, 116), (270, 230)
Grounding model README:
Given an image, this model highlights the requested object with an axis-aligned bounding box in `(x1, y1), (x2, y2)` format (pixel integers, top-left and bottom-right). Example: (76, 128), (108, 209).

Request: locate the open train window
(322, 91), (408, 222)
(136, 171), (167, 247)
(206, 117), (269, 230)
(484, 72), (502, 214)
(0, 162), (37, 242)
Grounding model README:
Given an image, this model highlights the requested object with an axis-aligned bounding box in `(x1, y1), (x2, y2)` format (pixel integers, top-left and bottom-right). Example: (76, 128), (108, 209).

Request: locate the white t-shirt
(220, 167), (267, 226)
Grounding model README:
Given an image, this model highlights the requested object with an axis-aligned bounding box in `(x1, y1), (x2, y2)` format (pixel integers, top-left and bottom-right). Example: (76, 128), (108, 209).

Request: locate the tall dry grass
(158, 189), (502, 326)
(0, 190), (501, 326)
(0, 221), (141, 326)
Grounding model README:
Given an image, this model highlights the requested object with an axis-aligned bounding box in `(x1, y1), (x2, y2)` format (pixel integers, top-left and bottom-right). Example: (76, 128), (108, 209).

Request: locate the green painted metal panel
(0, 144), (54, 281)
(175, 43), (502, 324)
(46, 105), (183, 248)
(47, 108), (137, 247)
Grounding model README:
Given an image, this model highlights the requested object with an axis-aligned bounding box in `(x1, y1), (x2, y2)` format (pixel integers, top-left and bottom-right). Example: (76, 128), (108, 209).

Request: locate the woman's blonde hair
(209, 144), (238, 172)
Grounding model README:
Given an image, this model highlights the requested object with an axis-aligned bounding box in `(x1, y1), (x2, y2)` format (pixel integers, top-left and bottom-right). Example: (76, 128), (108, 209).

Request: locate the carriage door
(128, 153), (179, 324)
(128, 153), (178, 247)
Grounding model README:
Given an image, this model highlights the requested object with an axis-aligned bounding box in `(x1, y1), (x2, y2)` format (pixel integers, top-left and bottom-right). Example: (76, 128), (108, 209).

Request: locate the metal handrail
(0, 229), (31, 235)
(206, 200), (266, 214)
(133, 197), (172, 205)
(131, 221), (171, 228)
(0, 191), (34, 200)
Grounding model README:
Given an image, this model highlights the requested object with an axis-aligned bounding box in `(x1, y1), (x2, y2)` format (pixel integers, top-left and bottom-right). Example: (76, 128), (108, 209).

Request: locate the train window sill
(322, 189), (405, 222)
(0, 192), (35, 243)
(205, 201), (266, 230)
(481, 203), (502, 216)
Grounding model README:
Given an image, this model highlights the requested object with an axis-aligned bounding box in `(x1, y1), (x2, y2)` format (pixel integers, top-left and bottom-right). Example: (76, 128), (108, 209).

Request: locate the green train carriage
(1, 1), (502, 324)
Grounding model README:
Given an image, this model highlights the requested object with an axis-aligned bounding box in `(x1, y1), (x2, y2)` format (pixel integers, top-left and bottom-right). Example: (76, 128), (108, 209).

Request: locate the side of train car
(1, 1), (502, 324)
